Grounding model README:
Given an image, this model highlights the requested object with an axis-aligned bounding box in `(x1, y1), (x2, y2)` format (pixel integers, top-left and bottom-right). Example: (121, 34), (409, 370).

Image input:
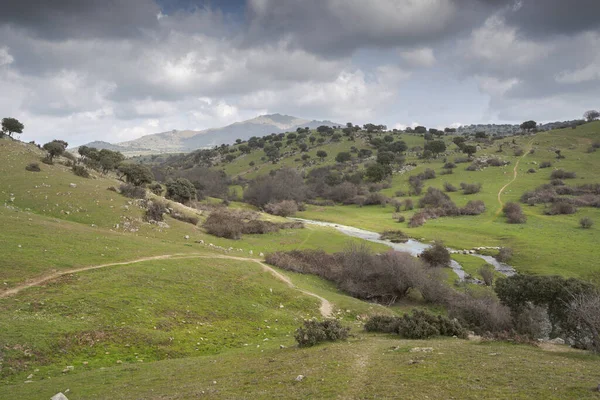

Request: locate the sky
(1, 0), (599, 146)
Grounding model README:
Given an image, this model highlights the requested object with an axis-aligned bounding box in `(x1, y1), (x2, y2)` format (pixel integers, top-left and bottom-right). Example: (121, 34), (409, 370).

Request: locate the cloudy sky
(1, 0), (599, 146)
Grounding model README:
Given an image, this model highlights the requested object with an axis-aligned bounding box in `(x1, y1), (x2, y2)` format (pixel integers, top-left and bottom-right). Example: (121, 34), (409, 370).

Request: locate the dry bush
(241, 220), (280, 234)
(487, 158), (509, 167)
(444, 162), (456, 169)
(145, 202), (167, 222)
(404, 198), (414, 210)
(264, 200), (298, 217)
(171, 211), (200, 225)
(419, 187), (451, 208)
(444, 182), (458, 192)
(363, 192), (389, 206)
(325, 182), (359, 203)
(460, 200), (486, 215)
(460, 182), (482, 194)
(421, 168), (436, 180)
(408, 211), (428, 227)
(495, 247), (513, 263)
(454, 156), (470, 164)
(551, 169), (576, 179)
(567, 291), (600, 352)
(119, 183), (146, 199)
(479, 265), (495, 286)
(503, 202), (526, 224)
(514, 148), (524, 156)
(545, 201), (577, 215)
(539, 161), (552, 168)
(580, 217), (593, 229)
(380, 230), (408, 243)
(448, 294), (513, 335)
(72, 165), (90, 178)
(203, 210), (244, 239)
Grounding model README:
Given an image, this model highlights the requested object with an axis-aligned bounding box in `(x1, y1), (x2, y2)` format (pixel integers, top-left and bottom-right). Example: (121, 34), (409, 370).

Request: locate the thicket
(364, 310), (467, 339)
(295, 319), (349, 347)
(503, 202), (526, 224)
(203, 209), (303, 239)
(119, 183), (146, 199)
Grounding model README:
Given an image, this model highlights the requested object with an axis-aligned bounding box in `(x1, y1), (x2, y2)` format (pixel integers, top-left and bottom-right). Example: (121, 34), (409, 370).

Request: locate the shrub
(479, 265), (495, 286)
(444, 182), (457, 192)
(365, 311), (467, 339)
(420, 241), (450, 268)
(539, 161), (552, 168)
(448, 295), (512, 335)
(264, 200), (298, 216)
(396, 215), (406, 223)
(408, 211), (428, 228)
(513, 148), (524, 156)
(550, 169), (576, 179)
(454, 157), (470, 164)
(171, 211), (200, 225)
(503, 202), (526, 224)
(495, 247), (513, 263)
(444, 162), (456, 169)
(145, 202), (167, 222)
(408, 175), (423, 195)
(41, 156), (53, 165)
(203, 210), (243, 239)
(394, 190), (406, 197)
(25, 162), (41, 172)
(404, 199), (414, 210)
(119, 183), (146, 199)
(295, 319), (349, 347)
(580, 217), (593, 229)
(460, 182), (482, 194)
(527, 168), (536, 174)
(421, 168), (436, 179)
(244, 168), (307, 207)
(149, 183), (163, 196)
(380, 230), (408, 243)
(419, 187), (451, 208)
(487, 158), (508, 167)
(460, 200), (486, 215)
(241, 220), (280, 234)
(166, 178), (196, 204)
(72, 165), (90, 178)
(363, 192), (389, 206)
(545, 201), (577, 215)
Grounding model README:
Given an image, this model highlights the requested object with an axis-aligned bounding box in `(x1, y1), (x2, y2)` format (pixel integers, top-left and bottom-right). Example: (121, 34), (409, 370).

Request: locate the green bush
(364, 310), (467, 339)
(72, 165), (90, 178)
(294, 319), (349, 347)
(25, 162), (41, 172)
(145, 202), (167, 222)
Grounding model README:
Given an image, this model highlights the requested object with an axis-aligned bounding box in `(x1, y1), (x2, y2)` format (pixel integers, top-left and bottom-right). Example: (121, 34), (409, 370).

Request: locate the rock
(295, 375), (305, 382)
(410, 347), (434, 353)
(548, 337), (565, 345)
(27, 374), (33, 379)
(69, 183), (77, 188)
(184, 235), (190, 240)
(249, 250), (253, 255)
(280, 345), (285, 349)
(51, 393), (69, 400)
(259, 252), (265, 257)
(116, 360), (122, 364)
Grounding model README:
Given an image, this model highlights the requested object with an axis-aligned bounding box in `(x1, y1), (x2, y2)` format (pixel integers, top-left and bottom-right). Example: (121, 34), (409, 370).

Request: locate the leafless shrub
(120, 183), (146, 199)
(551, 169), (576, 179)
(503, 202), (526, 224)
(567, 291), (600, 353)
(539, 161), (552, 168)
(460, 182), (482, 194)
(264, 200), (298, 217)
(460, 200), (486, 215)
(203, 210), (243, 239)
(495, 247), (513, 263)
(544, 201), (577, 215)
(444, 182), (458, 192)
(420, 241), (450, 268)
(145, 202), (167, 222)
(404, 198), (414, 210)
(479, 265), (495, 286)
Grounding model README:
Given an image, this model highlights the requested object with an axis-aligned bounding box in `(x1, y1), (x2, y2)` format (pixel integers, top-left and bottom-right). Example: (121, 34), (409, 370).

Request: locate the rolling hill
(77, 114), (340, 155)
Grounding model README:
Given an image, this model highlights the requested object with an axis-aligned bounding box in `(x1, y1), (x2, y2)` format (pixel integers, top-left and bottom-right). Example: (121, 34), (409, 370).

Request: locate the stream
(292, 218), (516, 281)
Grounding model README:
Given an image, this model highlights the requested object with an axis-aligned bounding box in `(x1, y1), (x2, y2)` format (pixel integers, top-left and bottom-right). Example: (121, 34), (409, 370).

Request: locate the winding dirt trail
(0, 253), (333, 317)
(495, 138), (535, 216)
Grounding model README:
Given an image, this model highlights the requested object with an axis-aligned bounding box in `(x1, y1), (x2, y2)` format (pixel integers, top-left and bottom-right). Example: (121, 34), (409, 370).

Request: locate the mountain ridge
(79, 114), (340, 155)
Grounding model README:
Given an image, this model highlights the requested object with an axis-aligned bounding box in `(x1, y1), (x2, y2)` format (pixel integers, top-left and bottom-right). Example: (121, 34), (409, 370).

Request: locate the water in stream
(292, 218), (516, 280)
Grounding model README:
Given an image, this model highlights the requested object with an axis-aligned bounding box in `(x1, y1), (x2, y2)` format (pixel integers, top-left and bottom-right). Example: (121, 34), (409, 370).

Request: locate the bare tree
(583, 110), (600, 122)
(568, 290), (600, 352)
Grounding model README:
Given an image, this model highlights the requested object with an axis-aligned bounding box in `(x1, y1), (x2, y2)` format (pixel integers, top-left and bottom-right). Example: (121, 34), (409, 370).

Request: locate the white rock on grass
(51, 393), (69, 400)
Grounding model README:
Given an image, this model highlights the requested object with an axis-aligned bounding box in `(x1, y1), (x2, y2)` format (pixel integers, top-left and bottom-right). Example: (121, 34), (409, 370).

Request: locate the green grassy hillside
(1, 136), (599, 399)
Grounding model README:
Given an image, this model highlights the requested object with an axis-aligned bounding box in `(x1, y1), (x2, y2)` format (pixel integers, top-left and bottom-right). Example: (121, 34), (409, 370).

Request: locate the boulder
(51, 393), (69, 400)
(295, 375), (305, 382)
(69, 183), (77, 188)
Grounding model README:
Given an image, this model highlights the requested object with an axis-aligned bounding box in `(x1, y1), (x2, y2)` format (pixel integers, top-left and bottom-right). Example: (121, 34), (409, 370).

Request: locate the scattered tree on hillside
(520, 120), (537, 132)
(117, 164), (154, 186)
(166, 177), (197, 204)
(42, 140), (68, 162)
(1, 117), (24, 138)
(335, 152), (352, 163)
(584, 110), (599, 122)
(424, 140), (446, 156)
(462, 144), (477, 158)
(316, 150), (328, 161)
(414, 126), (427, 134)
(365, 163), (392, 182)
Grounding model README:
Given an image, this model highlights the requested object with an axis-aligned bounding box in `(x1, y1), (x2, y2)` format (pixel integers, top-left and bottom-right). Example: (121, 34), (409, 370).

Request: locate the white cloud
(400, 47), (436, 68)
(0, 47), (13, 66)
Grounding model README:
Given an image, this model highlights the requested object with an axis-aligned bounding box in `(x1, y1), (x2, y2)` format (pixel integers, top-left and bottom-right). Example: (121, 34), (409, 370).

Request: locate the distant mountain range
(75, 114), (340, 155)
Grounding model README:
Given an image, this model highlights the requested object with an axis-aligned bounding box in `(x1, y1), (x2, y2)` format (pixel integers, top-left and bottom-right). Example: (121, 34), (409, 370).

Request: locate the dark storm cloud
(503, 0), (600, 37)
(0, 0), (160, 40)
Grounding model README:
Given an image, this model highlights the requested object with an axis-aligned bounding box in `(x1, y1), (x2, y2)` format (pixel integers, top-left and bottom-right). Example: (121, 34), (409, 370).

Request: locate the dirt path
(495, 138), (534, 216)
(0, 253), (333, 317)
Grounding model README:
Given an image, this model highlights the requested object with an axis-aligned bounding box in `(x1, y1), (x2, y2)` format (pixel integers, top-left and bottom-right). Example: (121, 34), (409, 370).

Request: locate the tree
(1, 117), (24, 138)
(335, 152), (352, 163)
(462, 145), (477, 158)
(424, 140), (446, 156)
(414, 126), (427, 134)
(316, 150), (328, 161)
(584, 110), (600, 122)
(475, 131), (488, 139)
(166, 178), (197, 204)
(43, 140), (68, 162)
(365, 163), (392, 182)
(118, 164), (154, 186)
(238, 144), (251, 154)
(97, 149), (125, 173)
(376, 151), (395, 165)
(452, 136), (466, 148)
(520, 120), (537, 132)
